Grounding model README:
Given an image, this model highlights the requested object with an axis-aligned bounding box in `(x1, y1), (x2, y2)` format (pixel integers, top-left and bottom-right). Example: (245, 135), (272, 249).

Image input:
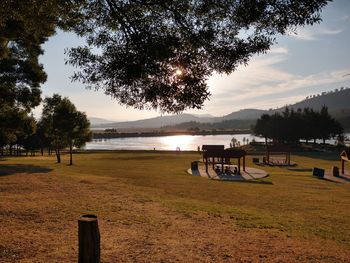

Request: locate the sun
(175, 69), (183, 76)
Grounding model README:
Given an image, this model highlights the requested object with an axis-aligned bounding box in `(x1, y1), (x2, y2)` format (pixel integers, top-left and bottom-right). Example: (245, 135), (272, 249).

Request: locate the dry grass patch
(0, 151), (350, 262)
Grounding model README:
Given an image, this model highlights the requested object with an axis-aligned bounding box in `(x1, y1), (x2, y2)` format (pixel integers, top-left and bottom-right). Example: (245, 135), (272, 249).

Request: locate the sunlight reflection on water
(85, 132), (350, 151)
(160, 135), (195, 150)
(85, 134), (261, 151)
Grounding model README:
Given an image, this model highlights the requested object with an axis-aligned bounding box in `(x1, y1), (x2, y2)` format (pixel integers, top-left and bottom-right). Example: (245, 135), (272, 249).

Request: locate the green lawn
(1, 151), (349, 262)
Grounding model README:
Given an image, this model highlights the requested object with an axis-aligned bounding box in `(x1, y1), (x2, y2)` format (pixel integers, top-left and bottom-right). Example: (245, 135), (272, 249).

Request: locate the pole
(78, 214), (100, 263)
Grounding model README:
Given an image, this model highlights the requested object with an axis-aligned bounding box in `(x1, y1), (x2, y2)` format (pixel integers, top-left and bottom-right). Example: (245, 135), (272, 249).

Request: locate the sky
(36, 0), (350, 121)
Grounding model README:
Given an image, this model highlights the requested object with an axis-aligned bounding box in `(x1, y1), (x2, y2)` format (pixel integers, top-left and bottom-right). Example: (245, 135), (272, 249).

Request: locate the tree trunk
(69, 142), (73, 165)
(41, 148), (44, 156)
(55, 149), (61, 163)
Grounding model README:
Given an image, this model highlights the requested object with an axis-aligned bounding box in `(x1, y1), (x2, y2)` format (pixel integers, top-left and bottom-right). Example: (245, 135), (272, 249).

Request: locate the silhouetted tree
(66, 0), (331, 113)
(253, 106), (343, 144)
(15, 114), (37, 156)
(40, 94), (91, 164)
(253, 114), (271, 144)
(1, 1), (331, 114)
(53, 100), (92, 165)
(0, 105), (36, 156)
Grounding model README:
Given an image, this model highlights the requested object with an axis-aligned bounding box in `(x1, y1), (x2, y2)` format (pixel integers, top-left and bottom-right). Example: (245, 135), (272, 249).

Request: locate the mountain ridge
(91, 88), (350, 129)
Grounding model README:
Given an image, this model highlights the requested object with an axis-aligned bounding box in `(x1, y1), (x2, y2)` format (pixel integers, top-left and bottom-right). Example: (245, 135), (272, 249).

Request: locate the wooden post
(332, 166), (339, 177)
(266, 151), (269, 163)
(205, 157), (208, 173)
(288, 152), (291, 165)
(243, 156), (246, 171)
(285, 152), (288, 164)
(238, 158), (241, 174)
(78, 214), (100, 263)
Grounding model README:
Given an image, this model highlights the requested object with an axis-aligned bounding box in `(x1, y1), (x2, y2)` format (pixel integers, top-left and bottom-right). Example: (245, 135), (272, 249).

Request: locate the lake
(85, 133), (350, 151)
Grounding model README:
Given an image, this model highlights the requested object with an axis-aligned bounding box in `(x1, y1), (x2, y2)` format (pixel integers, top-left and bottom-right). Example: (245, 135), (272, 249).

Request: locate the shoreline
(92, 129), (251, 139)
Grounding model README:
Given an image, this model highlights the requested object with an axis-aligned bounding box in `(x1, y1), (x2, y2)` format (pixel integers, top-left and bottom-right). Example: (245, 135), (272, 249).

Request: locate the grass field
(1, 151), (350, 262)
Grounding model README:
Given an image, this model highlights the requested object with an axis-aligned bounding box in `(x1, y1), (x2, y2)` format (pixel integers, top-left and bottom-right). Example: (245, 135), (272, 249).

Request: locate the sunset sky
(36, 0), (350, 121)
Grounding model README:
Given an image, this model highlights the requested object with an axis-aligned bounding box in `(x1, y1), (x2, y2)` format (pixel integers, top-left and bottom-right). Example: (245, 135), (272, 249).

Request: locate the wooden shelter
(340, 149), (350, 174)
(265, 144), (292, 165)
(203, 147), (246, 174)
(201, 145), (224, 162)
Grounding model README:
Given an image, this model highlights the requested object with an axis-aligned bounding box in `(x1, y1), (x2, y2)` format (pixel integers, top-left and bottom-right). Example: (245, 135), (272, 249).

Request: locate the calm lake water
(85, 133), (350, 151)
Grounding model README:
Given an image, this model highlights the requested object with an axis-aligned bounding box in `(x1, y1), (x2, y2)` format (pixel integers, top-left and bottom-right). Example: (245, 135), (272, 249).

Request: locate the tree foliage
(0, 0), (86, 111)
(0, 0), (58, 110)
(40, 94), (91, 164)
(253, 106), (343, 144)
(0, 104), (36, 153)
(66, 0), (330, 113)
(1, 1), (331, 114)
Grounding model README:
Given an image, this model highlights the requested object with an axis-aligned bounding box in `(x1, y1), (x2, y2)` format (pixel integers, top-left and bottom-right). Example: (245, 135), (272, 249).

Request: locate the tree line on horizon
(0, 94), (91, 165)
(253, 106), (343, 144)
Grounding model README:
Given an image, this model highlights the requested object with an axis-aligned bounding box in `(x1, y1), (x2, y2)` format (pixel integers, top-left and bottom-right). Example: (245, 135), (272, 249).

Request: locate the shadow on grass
(295, 152), (339, 161)
(0, 164), (52, 176)
(212, 178), (273, 185)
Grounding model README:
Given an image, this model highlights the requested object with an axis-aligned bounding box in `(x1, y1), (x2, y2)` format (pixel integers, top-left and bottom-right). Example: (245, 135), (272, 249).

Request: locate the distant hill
(286, 88), (350, 112)
(192, 114), (215, 118)
(91, 88), (350, 130)
(163, 119), (255, 131)
(92, 113), (214, 129)
(89, 117), (115, 126)
(217, 88), (350, 120)
(218, 109), (268, 121)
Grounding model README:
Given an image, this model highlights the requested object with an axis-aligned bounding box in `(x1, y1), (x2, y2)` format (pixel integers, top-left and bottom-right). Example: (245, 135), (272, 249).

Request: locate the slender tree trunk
(41, 148), (44, 156)
(9, 145), (13, 156)
(55, 148), (61, 163)
(69, 142), (73, 165)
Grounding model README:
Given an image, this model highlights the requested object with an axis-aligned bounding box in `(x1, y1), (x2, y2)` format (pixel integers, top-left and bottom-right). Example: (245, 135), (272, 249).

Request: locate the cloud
(269, 47), (289, 54)
(203, 50), (350, 115)
(291, 26), (343, 41)
(208, 54), (293, 98)
(339, 15), (349, 21)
